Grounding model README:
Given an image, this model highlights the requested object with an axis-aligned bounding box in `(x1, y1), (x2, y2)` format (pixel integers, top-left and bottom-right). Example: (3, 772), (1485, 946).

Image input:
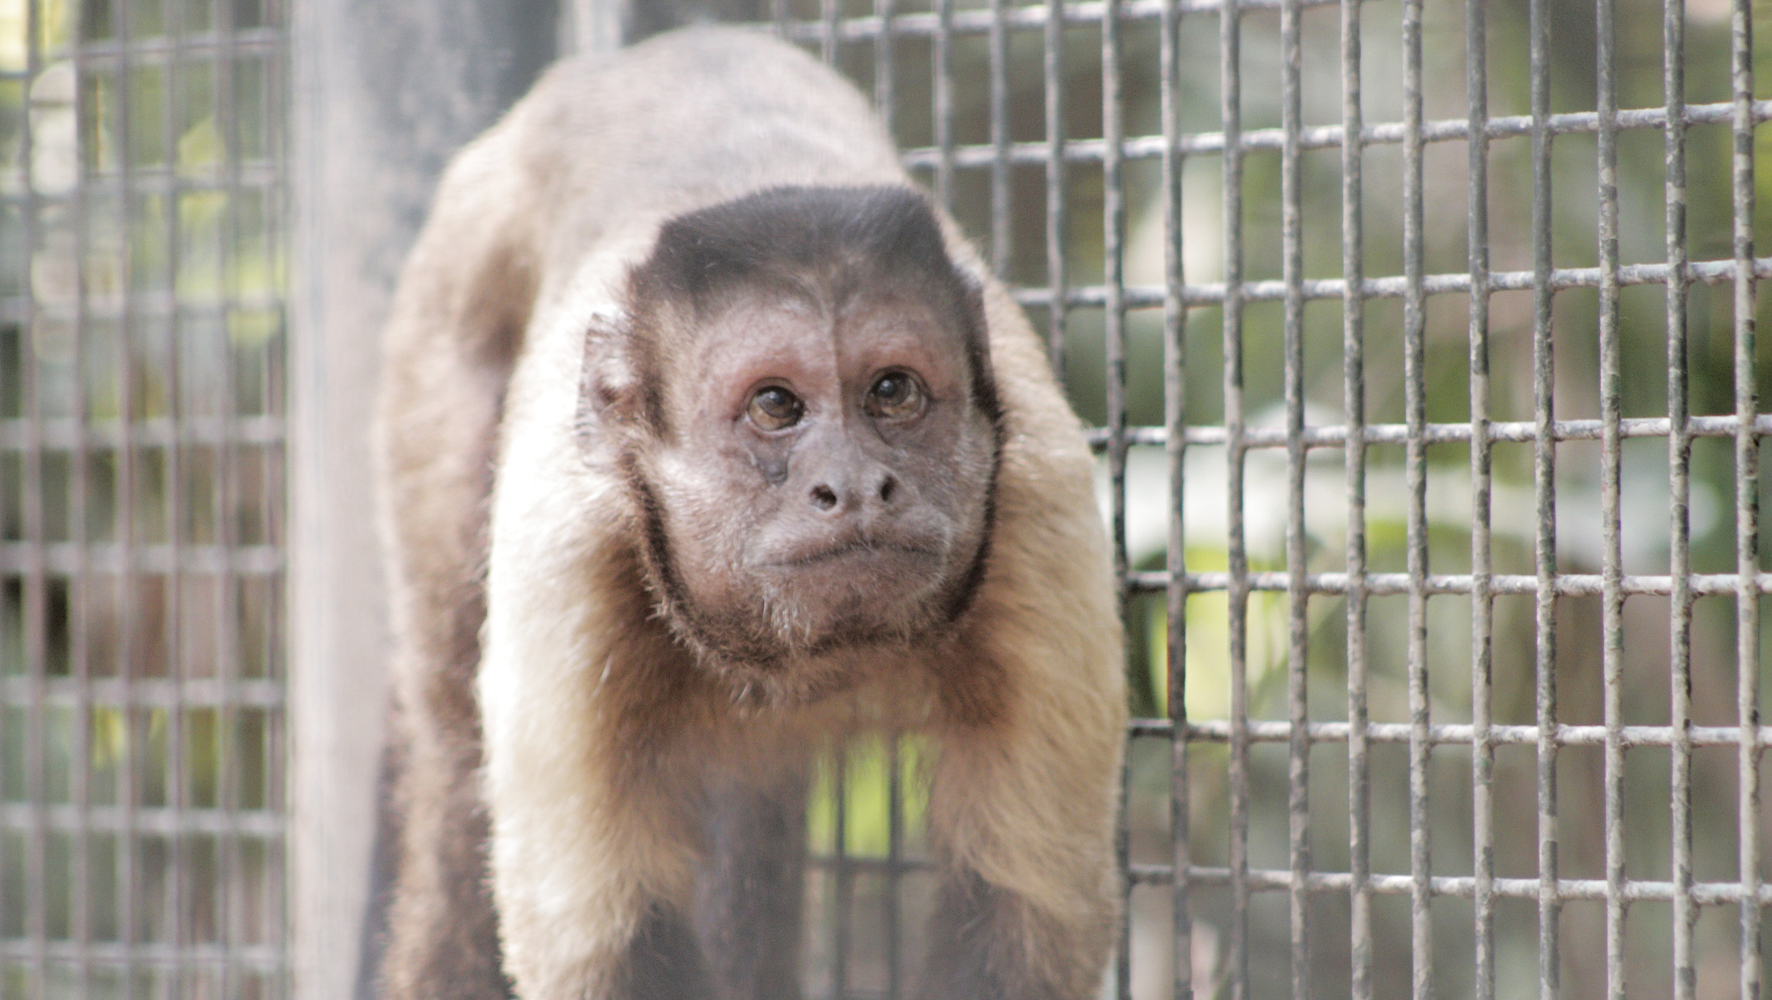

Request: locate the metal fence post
(286, 2), (556, 998)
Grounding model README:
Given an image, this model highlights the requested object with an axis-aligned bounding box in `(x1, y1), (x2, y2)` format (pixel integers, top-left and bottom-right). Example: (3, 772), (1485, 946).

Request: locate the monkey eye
(865, 370), (926, 421)
(747, 385), (805, 431)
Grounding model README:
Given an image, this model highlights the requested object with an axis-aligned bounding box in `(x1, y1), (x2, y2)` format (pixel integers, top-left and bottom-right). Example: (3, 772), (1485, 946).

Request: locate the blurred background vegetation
(3, 0), (1771, 997)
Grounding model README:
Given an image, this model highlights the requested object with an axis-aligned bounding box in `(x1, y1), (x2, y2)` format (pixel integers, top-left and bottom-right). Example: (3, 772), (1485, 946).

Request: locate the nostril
(878, 476), (897, 504)
(810, 484), (839, 510)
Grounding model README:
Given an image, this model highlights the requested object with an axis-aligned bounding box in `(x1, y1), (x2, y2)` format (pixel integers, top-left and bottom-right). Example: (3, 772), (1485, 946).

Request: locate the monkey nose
(807, 471), (899, 513)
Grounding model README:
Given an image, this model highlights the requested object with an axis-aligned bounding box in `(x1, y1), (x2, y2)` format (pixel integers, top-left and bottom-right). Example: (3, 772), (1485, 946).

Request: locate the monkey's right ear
(575, 307), (651, 450)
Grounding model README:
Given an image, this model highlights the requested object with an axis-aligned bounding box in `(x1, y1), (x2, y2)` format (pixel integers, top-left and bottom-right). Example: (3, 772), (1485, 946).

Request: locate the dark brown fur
(372, 149), (533, 1000)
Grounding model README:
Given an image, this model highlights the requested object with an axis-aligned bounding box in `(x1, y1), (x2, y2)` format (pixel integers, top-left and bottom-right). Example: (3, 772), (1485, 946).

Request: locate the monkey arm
(920, 529), (1125, 999)
(372, 108), (546, 1000)
(920, 566), (1125, 1000)
(918, 294), (1128, 1000)
(478, 283), (718, 1000)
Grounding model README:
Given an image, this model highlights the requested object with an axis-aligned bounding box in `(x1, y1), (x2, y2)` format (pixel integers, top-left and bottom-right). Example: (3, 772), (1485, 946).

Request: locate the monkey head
(584, 186), (1005, 699)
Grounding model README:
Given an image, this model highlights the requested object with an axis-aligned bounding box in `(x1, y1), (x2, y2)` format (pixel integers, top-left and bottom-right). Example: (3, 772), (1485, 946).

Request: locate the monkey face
(641, 284), (999, 683)
(588, 186), (1007, 698)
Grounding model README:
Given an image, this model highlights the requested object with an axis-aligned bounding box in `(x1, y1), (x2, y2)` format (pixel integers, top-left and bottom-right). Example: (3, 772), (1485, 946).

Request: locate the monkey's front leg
(477, 531), (717, 998)
(480, 699), (715, 1000)
(920, 871), (1086, 1000)
(917, 654), (1124, 1000)
(917, 748), (1121, 1000)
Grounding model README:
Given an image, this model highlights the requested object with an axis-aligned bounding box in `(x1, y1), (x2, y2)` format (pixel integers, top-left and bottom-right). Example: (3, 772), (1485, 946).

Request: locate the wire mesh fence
(2, 0), (1767, 997)
(0, 0), (288, 998)
(759, 0), (1772, 998)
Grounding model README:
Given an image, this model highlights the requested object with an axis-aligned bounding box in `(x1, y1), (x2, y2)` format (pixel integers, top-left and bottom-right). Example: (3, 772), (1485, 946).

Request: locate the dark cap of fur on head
(623, 185), (1003, 432)
(632, 185), (962, 311)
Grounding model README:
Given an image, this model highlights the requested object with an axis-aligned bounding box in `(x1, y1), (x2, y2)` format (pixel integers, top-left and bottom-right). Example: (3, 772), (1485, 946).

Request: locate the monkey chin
(656, 548), (975, 712)
(697, 640), (914, 713)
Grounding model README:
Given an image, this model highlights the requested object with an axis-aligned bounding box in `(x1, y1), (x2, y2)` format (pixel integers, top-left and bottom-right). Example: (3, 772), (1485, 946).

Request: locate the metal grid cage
(0, 0), (289, 998)
(756, 0), (1772, 998)
(5, 0), (1768, 997)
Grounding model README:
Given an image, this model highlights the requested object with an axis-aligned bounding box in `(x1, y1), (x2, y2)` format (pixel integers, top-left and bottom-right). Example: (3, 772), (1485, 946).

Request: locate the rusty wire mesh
(764, 1), (1772, 998)
(0, 0), (288, 997)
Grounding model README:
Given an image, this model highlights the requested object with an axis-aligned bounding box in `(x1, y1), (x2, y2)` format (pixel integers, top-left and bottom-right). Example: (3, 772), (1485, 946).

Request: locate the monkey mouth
(759, 537), (942, 569)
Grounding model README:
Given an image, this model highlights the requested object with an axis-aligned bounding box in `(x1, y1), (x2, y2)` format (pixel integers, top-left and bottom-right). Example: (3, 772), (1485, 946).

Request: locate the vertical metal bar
(1466, 0), (1495, 991)
(117, 0), (141, 988)
(1101, 2), (1129, 996)
(1219, 0), (1249, 989)
(1401, 0), (1432, 992)
(1731, 0), (1761, 989)
(1116, 758), (1134, 1000)
(933, 0), (954, 213)
(164, 10), (190, 990)
(772, 0), (790, 38)
(1, 63), (13, 1000)
(988, 0), (1011, 278)
(874, 0), (895, 138)
(878, 10), (903, 989)
(1103, 0), (1127, 718)
(69, 9), (94, 996)
(1528, 0), (1561, 981)
(1594, 0), (1626, 991)
(268, 8), (292, 988)
(20, 0), (47, 994)
(885, 736), (902, 1000)
(1044, 0), (1068, 380)
(218, 3), (246, 990)
(833, 747), (850, 1000)
(1278, 0), (1309, 985)
(1159, 0), (1192, 992)
(1662, 0), (1695, 989)
(1340, 0), (1369, 988)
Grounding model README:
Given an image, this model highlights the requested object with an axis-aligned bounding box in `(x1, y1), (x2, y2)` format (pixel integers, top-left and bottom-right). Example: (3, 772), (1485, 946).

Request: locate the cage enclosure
(2, 0), (1769, 998)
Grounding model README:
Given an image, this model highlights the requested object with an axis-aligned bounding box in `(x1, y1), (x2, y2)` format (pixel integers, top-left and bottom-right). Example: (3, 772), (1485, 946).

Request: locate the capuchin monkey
(373, 24), (1125, 1000)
